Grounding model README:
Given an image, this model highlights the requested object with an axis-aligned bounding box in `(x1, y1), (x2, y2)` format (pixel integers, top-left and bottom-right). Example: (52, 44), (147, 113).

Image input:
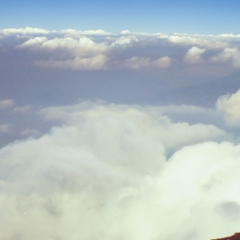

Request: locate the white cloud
(211, 48), (240, 68)
(153, 56), (172, 68)
(1, 27), (50, 35)
(218, 34), (240, 38)
(3, 27), (240, 74)
(111, 35), (138, 47)
(121, 30), (131, 34)
(18, 35), (109, 70)
(158, 33), (229, 49)
(0, 102), (238, 240)
(19, 36), (48, 48)
(184, 46), (206, 64)
(42, 37), (106, 54)
(19, 36), (107, 57)
(39, 103), (225, 155)
(216, 89), (240, 126)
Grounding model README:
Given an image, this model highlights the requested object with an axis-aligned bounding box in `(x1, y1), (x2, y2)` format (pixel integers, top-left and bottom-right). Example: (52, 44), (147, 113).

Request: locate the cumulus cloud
(2, 27), (240, 73)
(18, 36), (48, 48)
(120, 30), (131, 34)
(158, 33), (229, 49)
(211, 48), (240, 68)
(216, 89), (240, 126)
(184, 46), (206, 64)
(110, 35), (138, 47)
(0, 100), (239, 240)
(39, 103), (225, 154)
(19, 36), (107, 57)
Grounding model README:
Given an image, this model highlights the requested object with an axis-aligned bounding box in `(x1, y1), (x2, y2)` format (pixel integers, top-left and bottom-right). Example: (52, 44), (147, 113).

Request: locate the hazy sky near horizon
(1, 0), (240, 34)
(1, 1), (240, 240)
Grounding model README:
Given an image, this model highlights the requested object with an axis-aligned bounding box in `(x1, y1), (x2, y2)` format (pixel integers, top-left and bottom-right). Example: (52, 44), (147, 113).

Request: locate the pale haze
(1, 1), (240, 239)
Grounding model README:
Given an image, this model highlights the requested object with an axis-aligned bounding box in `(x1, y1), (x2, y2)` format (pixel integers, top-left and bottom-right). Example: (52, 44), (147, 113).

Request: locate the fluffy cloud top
(2, 27), (240, 73)
(0, 100), (239, 240)
(216, 89), (240, 126)
(19, 36), (107, 57)
(184, 46), (206, 64)
(211, 48), (240, 68)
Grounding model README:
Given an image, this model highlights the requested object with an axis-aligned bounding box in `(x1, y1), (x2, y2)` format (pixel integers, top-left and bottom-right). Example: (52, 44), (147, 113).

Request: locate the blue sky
(1, 0), (240, 34)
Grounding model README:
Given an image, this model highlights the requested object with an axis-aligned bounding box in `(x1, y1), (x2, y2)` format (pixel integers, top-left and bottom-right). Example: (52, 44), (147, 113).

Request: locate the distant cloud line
(1, 27), (240, 74)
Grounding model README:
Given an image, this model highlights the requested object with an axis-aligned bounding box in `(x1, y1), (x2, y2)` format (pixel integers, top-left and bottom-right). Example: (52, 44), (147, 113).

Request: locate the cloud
(18, 35), (108, 70)
(19, 36), (107, 57)
(121, 30), (131, 34)
(0, 101), (239, 240)
(0, 99), (14, 109)
(184, 46), (206, 64)
(158, 33), (229, 49)
(123, 56), (171, 69)
(18, 36), (48, 48)
(2, 28), (240, 239)
(1, 27), (50, 35)
(110, 35), (138, 47)
(39, 102), (225, 156)
(216, 89), (240, 126)
(211, 48), (240, 68)
(36, 54), (108, 70)
(2, 27), (240, 74)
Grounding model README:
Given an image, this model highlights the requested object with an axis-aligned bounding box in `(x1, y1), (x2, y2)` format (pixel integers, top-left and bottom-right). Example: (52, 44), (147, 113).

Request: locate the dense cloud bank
(0, 89), (240, 239)
(1, 27), (240, 76)
(1, 28), (240, 239)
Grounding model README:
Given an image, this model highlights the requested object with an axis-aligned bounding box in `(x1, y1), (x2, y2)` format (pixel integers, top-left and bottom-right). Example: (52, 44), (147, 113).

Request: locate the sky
(1, 0), (240, 34)
(1, 1), (240, 240)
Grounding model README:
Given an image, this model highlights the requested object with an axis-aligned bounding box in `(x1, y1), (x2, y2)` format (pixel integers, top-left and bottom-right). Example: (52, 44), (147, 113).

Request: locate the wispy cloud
(0, 123), (11, 133)
(0, 99), (14, 109)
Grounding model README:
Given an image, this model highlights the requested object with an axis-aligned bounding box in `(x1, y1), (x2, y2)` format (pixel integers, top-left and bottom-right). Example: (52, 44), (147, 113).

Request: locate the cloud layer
(0, 88), (240, 239)
(1, 27), (240, 75)
(1, 28), (240, 240)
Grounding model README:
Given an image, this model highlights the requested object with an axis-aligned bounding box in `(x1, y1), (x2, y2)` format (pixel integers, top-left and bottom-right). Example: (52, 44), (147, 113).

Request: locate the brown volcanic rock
(212, 233), (240, 240)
